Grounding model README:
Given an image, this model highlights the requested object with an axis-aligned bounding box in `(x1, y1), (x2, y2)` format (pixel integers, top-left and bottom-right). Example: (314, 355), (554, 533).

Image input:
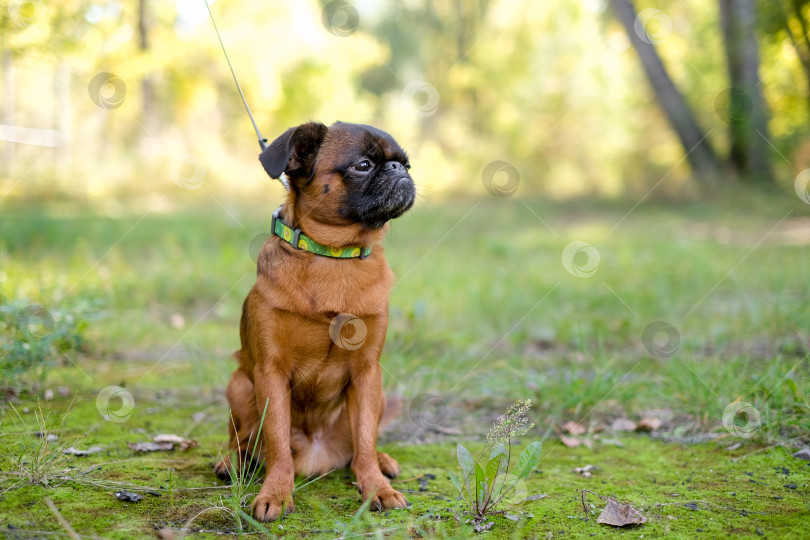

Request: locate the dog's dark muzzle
(357, 170), (415, 228)
(383, 177), (416, 216)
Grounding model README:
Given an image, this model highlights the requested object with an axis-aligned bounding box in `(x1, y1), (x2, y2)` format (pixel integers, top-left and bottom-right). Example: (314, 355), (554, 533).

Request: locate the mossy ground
(2, 195), (809, 537)
(1, 380), (808, 539)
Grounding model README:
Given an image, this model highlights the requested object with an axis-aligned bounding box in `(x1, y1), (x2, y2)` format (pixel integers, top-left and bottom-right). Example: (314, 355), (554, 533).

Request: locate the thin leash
(202, 1), (370, 260)
(202, 0), (289, 191)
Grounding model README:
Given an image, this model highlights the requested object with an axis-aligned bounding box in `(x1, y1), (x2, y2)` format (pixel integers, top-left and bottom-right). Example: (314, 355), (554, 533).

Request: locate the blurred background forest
(1, 0), (808, 201)
(2, 4), (810, 536)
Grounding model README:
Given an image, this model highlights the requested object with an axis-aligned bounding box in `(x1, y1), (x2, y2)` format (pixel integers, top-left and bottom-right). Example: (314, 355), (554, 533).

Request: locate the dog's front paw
(252, 483), (295, 522)
(377, 452), (401, 479)
(357, 476), (408, 512)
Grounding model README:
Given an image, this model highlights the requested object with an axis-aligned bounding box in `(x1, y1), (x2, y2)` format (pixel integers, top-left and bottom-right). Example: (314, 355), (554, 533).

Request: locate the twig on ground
(581, 489), (590, 519)
(395, 473), (425, 483)
(182, 505), (237, 533)
(44, 497), (80, 540)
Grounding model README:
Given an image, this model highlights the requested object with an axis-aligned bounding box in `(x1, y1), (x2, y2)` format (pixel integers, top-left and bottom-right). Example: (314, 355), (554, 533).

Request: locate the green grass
(1, 190), (809, 536)
(0, 390), (807, 538)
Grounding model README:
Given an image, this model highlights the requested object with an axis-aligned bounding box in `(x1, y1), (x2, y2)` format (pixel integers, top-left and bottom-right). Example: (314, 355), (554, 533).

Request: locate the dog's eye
(353, 160), (372, 172)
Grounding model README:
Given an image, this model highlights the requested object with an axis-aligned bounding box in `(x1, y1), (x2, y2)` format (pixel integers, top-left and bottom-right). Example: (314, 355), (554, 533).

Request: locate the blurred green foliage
(0, 0), (807, 199)
(0, 297), (96, 388)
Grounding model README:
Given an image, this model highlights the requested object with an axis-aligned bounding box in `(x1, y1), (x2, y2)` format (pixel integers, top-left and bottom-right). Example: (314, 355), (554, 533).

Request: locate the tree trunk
(719, 0), (773, 183)
(609, 0), (723, 182)
(779, 1), (810, 122)
(2, 51), (14, 173)
(138, 0), (155, 138)
(54, 61), (71, 175)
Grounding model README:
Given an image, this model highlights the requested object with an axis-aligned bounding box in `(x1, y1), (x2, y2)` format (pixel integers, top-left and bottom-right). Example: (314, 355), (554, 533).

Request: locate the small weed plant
(0, 402), (78, 490)
(450, 399), (544, 532)
(220, 399), (270, 534)
(0, 297), (97, 388)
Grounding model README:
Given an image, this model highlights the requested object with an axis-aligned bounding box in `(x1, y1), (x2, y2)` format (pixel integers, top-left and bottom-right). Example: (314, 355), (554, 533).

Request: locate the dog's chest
(261, 254), (394, 318)
(289, 352), (351, 406)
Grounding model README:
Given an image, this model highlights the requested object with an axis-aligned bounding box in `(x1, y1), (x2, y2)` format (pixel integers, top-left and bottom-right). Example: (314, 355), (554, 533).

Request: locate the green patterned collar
(271, 207), (372, 259)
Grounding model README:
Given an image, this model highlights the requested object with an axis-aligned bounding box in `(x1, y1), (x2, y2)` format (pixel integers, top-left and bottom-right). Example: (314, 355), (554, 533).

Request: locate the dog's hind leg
(214, 366), (263, 481)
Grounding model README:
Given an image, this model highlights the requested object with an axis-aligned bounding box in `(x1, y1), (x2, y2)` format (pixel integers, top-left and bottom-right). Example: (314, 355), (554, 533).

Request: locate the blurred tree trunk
(138, 0), (155, 139)
(2, 51), (13, 172)
(54, 62), (71, 174)
(452, 0), (490, 134)
(776, 1), (810, 117)
(609, 0), (723, 182)
(791, 1), (810, 114)
(719, 0), (772, 183)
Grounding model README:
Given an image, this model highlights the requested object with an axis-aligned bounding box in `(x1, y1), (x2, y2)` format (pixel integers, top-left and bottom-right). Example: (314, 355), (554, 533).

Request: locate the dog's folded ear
(259, 122), (328, 180)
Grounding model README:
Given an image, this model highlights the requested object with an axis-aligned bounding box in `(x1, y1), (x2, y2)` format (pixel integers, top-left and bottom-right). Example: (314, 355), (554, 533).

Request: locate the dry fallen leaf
(636, 417), (662, 432)
(563, 420), (587, 435)
(64, 446), (103, 456)
(598, 437), (624, 448)
(430, 425), (462, 435)
(611, 418), (637, 432)
(153, 434), (198, 451)
(128, 441), (174, 452)
(472, 520), (494, 533)
(157, 528), (176, 540)
(129, 434), (197, 452)
(596, 497), (647, 527)
(152, 434), (185, 444)
(792, 448), (810, 461)
(170, 313), (185, 329)
(560, 435), (582, 448)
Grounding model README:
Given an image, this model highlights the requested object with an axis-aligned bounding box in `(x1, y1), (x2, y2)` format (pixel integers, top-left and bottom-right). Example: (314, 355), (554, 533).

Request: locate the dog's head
(260, 122), (415, 231)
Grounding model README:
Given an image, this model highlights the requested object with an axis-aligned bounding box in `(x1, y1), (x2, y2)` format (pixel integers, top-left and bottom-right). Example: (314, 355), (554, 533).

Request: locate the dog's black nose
(383, 161), (406, 173)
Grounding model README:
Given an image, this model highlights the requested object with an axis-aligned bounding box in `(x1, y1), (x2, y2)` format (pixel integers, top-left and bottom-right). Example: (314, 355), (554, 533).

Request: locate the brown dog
(214, 121), (416, 521)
